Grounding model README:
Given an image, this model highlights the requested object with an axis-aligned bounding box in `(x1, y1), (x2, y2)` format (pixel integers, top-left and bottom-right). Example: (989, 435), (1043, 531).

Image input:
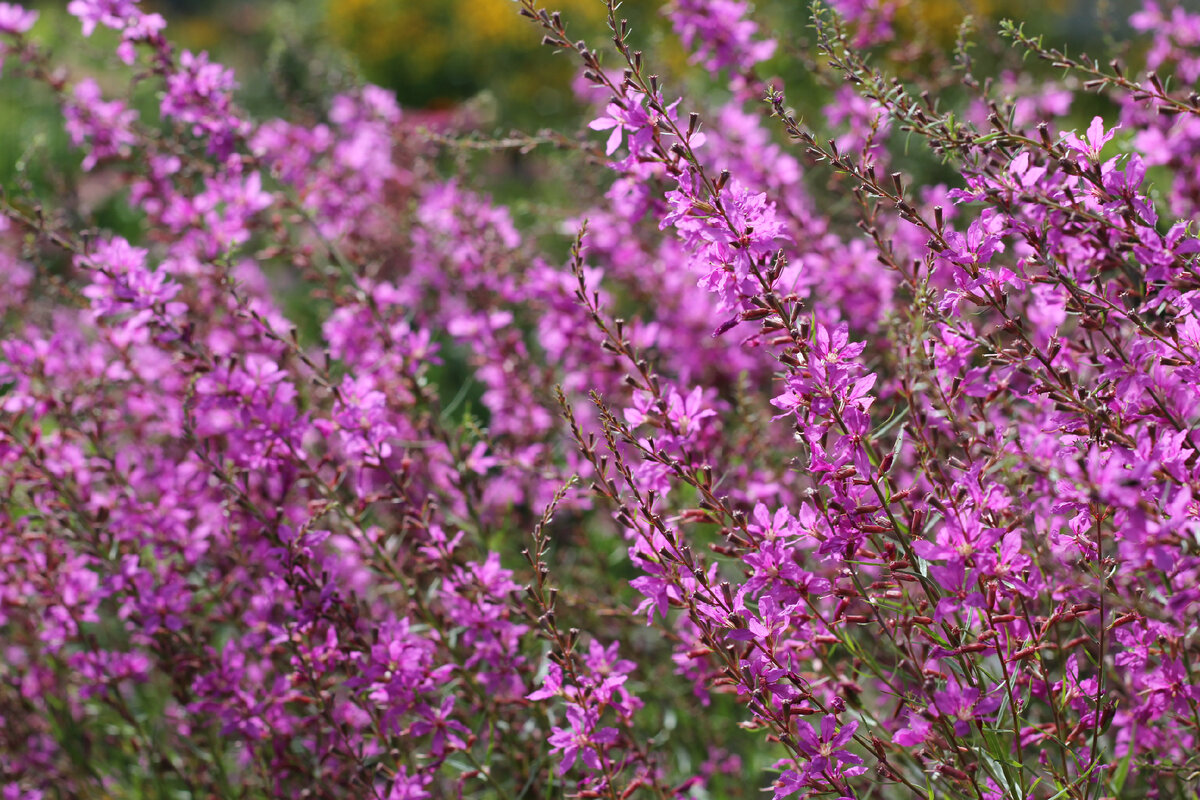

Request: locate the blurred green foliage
(2, 0), (1136, 197)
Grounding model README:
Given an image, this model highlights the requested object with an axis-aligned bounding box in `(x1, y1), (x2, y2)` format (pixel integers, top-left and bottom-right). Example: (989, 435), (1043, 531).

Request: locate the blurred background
(0, 0), (1157, 281)
(2, 0), (1144, 140)
(2, 0), (1151, 216)
(155, 0), (1135, 127)
(0, 0), (1152, 297)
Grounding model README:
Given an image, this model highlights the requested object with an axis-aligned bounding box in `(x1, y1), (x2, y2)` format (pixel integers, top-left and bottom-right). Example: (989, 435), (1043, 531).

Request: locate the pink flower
(795, 715), (864, 776)
(0, 3), (37, 35)
(933, 677), (1002, 737)
(546, 706), (619, 775)
(1061, 115), (1117, 163)
(66, 0), (139, 37)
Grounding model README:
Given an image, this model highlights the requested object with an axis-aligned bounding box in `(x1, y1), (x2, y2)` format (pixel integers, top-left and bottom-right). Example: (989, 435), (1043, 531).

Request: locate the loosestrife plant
(1, 0), (1199, 798)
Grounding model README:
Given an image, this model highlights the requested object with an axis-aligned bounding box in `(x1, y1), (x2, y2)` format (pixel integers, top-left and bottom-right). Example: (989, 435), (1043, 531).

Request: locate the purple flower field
(2, 0), (1200, 797)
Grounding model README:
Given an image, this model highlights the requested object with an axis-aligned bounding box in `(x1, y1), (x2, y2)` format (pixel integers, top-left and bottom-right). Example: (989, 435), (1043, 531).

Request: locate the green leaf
(1111, 722), (1136, 795)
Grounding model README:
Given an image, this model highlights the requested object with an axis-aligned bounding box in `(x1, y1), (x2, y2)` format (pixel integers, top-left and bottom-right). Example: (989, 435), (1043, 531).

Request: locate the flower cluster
(2, 0), (1200, 798)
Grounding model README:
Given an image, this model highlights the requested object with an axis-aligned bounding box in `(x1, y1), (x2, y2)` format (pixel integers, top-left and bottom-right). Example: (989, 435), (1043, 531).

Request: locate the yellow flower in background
(324, 0), (642, 120)
(893, 0), (1073, 42)
(323, 0), (1073, 119)
(327, 0), (608, 65)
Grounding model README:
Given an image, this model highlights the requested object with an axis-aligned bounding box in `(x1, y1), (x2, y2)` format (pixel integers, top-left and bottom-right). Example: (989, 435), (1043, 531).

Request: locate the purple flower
(795, 715), (863, 775)
(409, 696), (470, 759)
(66, 0), (138, 37)
(63, 78), (139, 171)
(546, 705), (619, 775)
(79, 236), (183, 321)
(772, 768), (805, 798)
(386, 767), (431, 800)
(1061, 115), (1117, 164)
(933, 677), (1002, 737)
(587, 88), (672, 158)
(892, 714), (931, 747)
(664, 386), (718, 434)
(667, 0), (777, 74)
(0, 3), (36, 35)
(526, 662), (565, 702)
